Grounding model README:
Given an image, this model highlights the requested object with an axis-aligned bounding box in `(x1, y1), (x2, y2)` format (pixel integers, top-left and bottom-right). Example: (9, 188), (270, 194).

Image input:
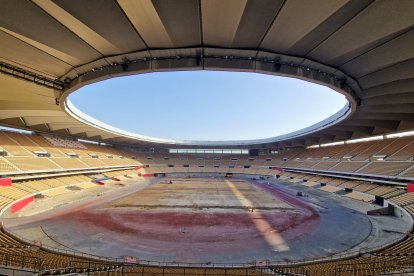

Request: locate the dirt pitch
(107, 178), (294, 210)
(25, 178), (323, 263)
(5, 177), (375, 264)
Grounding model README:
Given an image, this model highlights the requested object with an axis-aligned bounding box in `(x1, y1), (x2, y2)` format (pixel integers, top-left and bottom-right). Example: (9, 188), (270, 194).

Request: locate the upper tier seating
(0, 132), (32, 156)
(0, 131), (140, 175)
(43, 135), (87, 149)
(357, 162), (412, 176)
(254, 136), (414, 179)
(388, 140), (414, 161)
(329, 161), (368, 173)
(6, 157), (61, 171)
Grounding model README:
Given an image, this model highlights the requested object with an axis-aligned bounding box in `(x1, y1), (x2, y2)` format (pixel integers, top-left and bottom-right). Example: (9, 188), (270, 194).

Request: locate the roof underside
(0, 0), (413, 149)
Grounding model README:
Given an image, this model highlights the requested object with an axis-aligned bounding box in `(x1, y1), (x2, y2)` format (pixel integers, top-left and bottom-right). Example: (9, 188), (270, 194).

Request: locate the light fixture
(346, 135), (383, 144)
(386, 130), (414, 139)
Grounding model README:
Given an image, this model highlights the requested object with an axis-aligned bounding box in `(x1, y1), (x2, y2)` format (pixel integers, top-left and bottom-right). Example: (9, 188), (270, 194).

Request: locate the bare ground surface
(107, 178), (293, 210)
(2, 176), (410, 265)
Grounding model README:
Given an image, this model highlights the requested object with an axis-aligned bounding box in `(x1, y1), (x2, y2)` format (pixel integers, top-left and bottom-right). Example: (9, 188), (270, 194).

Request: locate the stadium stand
(0, 132), (33, 156)
(1, 161), (413, 275)
(358, 162), (413, 176)
(329, 161), (368, 173)
(319, 185), (341, 193)
(344, 192), (373, 202)
(0, 131), (140, 175)
(6, 157), (61, 171)
(1, 1), (413, 274)
(389, 193), (414, 207)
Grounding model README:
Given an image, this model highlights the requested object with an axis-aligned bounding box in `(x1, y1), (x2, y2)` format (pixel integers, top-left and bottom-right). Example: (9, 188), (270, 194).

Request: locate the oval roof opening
(68, 71), (348, 143)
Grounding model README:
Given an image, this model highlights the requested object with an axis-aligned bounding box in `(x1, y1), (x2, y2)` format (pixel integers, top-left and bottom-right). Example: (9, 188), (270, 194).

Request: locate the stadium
(0, 1), (414, 275)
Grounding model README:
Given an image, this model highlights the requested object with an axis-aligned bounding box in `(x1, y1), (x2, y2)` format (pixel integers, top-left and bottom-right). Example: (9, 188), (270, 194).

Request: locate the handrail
(0, 252), (41, 271)
(1, 226), (123, 264)
(335, 256), (414, 275)
(283, 166), (414, 185)
(269, 234), (409, 267)
(0, 164), (137, 179)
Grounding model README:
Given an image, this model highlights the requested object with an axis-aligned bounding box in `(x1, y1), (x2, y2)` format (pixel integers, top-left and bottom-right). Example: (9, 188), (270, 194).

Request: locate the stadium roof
(0, 0), (413, 148)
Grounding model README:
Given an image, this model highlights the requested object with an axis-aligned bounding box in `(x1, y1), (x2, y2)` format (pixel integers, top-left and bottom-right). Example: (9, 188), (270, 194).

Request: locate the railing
(0, 164), (137, 178)
(0, 252), (41, 271)
(268, 234), (408, 268)
(0, 265), (40, 276)
(335, 256), (414, 276)
(106, 268), (281, 276)
(1, 226), (123, 264)
(283, 166), (414, 185)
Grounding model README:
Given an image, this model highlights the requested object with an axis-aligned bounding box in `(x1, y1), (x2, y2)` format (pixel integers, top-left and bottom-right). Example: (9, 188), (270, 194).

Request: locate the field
(4, 177), (380, 264)
(108, 178), (293, 210)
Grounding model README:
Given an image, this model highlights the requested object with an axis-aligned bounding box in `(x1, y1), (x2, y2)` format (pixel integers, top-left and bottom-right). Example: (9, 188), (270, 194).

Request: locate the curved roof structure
(1, 0), (413, 148)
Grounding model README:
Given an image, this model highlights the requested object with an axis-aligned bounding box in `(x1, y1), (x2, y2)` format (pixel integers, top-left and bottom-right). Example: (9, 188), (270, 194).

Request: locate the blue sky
(69, 71), (347, 141)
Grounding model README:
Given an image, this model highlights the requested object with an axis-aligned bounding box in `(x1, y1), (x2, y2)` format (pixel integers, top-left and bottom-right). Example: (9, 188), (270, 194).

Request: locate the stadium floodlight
(385, 130), (414, 139)
(320, 141), (344, 147)
(0, 125), (33, 134)
(306, 145), (319, 149)
(345, 135), (383, 144)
